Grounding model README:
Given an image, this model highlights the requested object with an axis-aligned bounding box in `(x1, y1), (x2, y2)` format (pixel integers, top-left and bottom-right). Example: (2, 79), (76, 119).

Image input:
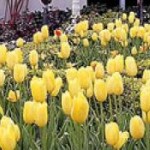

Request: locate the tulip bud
(51, 77), (63, 96)
(130, 116), (145, 139)
(94, 79), (107, 102)
(30, 77), (47, 102)
(115, 55), (124, 73)
(131, 46), (137, 55)
(7, 90), (20, 103)
(140, 86), (150, 112)
(105, 122), (119, 146)
(78, 67), (90, 89)
(43, 69), (55, 94)
(112, 72), (124, 95)
(122, 13), (127, 20)
(113, 131), (129, 150)
(95, 63), (105, 79)
(125, 56), (138, 77)
(36, 32), (44, 43)
(66, 68), (78, 81)
(41, 25), (49, 40)
(13, 64), (27, 83)
(14, 48), (23, 63)
(106, 58), (116, 74)
(92, 33), (98, 41)
(58, 42), (71, 59)
(68, 78), (81, 97)
(86, 81), (94, 98)
(16, 38), (25, 48)
(0, 45), (7, 65)
(23, 101), (35, 124)
(0, 70), (5, 87)
(71, 92), (89, 123)
(29, 50), (39, 66)
(62, 91), (73, 115)
(6, 51), (18, 70)
(83, 39), (89, 47)
(60, 34), (68, 43)
(34, 102), (48, 127)
(142, 70), (150, 83)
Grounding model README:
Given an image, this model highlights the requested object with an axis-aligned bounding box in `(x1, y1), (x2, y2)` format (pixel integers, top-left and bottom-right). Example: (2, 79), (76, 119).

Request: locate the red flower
(54, 29), (62, 37)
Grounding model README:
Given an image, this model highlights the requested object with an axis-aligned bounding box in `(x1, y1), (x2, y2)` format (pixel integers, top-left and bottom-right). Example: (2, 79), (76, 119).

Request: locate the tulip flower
(142, 70), (150, 83)
(115, 55), (124, 73)
(14, 48), (23, 63)
(0, 70), (5, 87)
(58, 42), (71, 59)
(7, 90), (20, 103)
(41, 25), (49, 40)
(140, 86), (150, 112)
(29, 50), (39, 67)
(86, 81), (94, 98)
(13, 64), (27, 83)
(130, 115), (145, 139)
(95, 63), (105, 79)
(71, 92), (89, 124)
(34, 102), (48, 127)
(30, 77), (47, 102)
(60, 34), (68, 43)
(77, 67), (90, 89)
(92, 33), (98, 41)
(142, 111), (150, 123)
(62, 91), (73, 115)
(0, 44), (7, 65)
(122, 13), (127, 20)
(23, 101), (35, 124)
(105, 122), (119, 146)
(106, 58), (116, 74)
(16, 38), (25, 48)
(66, 68), (78, 81)
(125, 56), (138, 77)
(94, 79), (107, 102)
(6, 51), (18, 70)
(92, 23), (103, 33)
(131, 46), (137, 55)
(83, 39), (89, 47)
(107, 23), (115, 31)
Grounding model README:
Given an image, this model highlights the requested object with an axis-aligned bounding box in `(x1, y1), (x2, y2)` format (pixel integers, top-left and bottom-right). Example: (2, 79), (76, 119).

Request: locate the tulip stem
(146, 123), (150, 150)
(109, 96), (113, 121)
(41, 127), (47, 150)
(100, 102), (104, 148)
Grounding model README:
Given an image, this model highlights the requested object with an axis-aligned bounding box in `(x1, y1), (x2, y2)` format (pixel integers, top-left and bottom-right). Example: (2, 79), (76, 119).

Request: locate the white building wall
(0, 0), (87, 20)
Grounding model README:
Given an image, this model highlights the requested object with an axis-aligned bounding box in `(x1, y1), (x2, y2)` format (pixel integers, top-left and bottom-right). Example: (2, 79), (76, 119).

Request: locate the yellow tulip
(115, 19), (122, 28)
(115, 55), (124, 73)
(41, 25), (49, 40)
(130, 116), (145, 139)
(14, 125), (21, 142)
(29, 50), (39, 66)
(7, 90), (20, 103)
(106, 58), (116, 74)
(128, 15), (135, 24)
(58, 42), (71, 59)
(112, 72), (124, 95)
(106, 76), (114, 95)
(94, 79), (107, 102)
(92, 33), (98, 41)
(16, 38), (25, 48)
(142, 69), (150, 83)
(131, 46), (137, 55)
(105, 122), (119, 146)
(134, 18), (140, 26)
(86, 81), (94, 98)
(60, 34), (68, 43)
(71, 92), (89, 123)
(51, 77), (63, 96)
(122, 13), (127, 20)
(95, 63), (105, 79)
(114, 131), (129, 150)
(23, 101), (35, 124)
(43, 69), (55, 94)
(92, 23), (103, 33)
(78, 67), (90, 89)
(83, 39), (89, 47)
(14, 48), (23, 63)
(33, 33), (39, 45)
(0, 70), (5, 87)
(66, 68), (78, 81)
(62, 91), (73, 115)
(140, 86), (150, 112)
(107, 23), (115, 31)
(0, 116), (13, 127)
(34, 102), (48, 127)
(68, 78), (81, 97)
(0, 45), (7, 65)
(137, 26), (146, 39)
(142, 111), (150, 123)
(125, 56), (138, 77)
(36, 31), (44, 43)
(86, 66), (95, 81)
(13, 64), (27, 83)
(30, 77), (47, 102)
(6, 51), (18, 70)
(130, 26), (138, 38)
